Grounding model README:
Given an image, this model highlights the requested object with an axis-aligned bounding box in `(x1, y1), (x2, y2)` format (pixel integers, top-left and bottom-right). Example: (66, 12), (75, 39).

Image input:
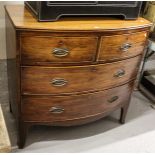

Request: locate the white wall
(0, 1), (23, 59)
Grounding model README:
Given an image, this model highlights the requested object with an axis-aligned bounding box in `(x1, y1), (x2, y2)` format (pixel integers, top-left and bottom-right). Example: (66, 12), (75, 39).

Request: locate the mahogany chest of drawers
(5, 5), (152, 148)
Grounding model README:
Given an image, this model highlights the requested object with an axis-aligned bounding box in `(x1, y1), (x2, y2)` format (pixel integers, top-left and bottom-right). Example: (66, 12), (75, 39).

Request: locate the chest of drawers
(5, 5), (152, 148)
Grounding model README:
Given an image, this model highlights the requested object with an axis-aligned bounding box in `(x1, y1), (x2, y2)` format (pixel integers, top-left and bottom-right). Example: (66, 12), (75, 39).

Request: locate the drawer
(21, 82), (134, 122)
(98, 31), (147, 61)
(21, 56), (141, 95)
(20, 36), (98, 64)
(100, 31), (147, 46)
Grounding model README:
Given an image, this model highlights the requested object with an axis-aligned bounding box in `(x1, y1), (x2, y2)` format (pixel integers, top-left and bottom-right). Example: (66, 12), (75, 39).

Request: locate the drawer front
(98, 31), (147, 61)
(21, 82), (133, 122)
(21, 36), (98, 64)
(21, 56), (141, 95)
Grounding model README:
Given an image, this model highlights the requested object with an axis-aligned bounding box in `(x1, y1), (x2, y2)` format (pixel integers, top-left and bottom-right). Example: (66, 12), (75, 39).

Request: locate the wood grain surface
(21, 36), (98, 64)
(21, 82), (133, 122)
(5, 5), (152, 31)
(98, 42), (145, 62)
(98, 31), (148, 61)
(21, 56), (141, 95)
(100, 31), (148, 46)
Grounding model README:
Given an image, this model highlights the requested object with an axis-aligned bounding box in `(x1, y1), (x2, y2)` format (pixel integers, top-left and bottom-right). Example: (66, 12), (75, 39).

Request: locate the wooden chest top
(5, 5), (152, 31)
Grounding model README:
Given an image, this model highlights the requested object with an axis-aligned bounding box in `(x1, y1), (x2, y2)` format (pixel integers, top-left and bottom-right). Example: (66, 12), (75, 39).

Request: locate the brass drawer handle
(52, 48), (69, 57)
(108, 96), (119, 103)
(114, 69), (125, 78)
(49, 107), (64, 114)
(50, 78), (68, 87)
(120, 43), (132, 52)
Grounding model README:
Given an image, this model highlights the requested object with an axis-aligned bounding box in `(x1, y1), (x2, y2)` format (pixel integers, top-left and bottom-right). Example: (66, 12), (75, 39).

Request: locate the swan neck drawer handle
(114, 69), (125, 78)
(52, 48), (69, 57)
(50, 78), (68, 87)
(108, 96), (119, 103)
(49, 107), (64, 114)
(120, 43), (132, 52)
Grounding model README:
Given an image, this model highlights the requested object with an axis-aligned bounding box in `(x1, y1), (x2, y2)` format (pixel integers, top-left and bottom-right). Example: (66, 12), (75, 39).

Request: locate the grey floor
(1, 60), (155, 153)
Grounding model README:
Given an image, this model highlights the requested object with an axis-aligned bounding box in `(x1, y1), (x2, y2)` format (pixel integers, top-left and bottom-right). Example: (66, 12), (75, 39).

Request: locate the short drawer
(21, 56), (141, 95)
(21, 82), (133, 122)
(20, 36), (98, 64)
(98, 31), (147, 61)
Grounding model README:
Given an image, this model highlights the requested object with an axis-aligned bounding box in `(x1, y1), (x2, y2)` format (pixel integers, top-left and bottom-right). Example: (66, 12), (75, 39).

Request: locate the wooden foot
(17, 122), (31, 149)
(119, 104), (129, 124)
(9, 103), (12, 113)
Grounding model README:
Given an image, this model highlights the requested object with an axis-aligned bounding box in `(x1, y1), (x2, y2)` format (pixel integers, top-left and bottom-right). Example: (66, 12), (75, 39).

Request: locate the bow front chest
(5, 5), (152, 148)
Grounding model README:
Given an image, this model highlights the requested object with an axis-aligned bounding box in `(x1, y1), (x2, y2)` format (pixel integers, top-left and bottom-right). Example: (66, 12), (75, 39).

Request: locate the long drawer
(98, 31), (147, 61)
(21, 82), (134, 122)
(20, 36), (98, 65)
(21, 56), (141, 95)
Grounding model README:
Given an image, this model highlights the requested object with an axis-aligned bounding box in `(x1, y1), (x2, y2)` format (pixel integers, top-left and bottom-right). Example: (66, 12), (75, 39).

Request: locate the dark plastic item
(25, 1), (142, 21)
(141, 70), (155, 95)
